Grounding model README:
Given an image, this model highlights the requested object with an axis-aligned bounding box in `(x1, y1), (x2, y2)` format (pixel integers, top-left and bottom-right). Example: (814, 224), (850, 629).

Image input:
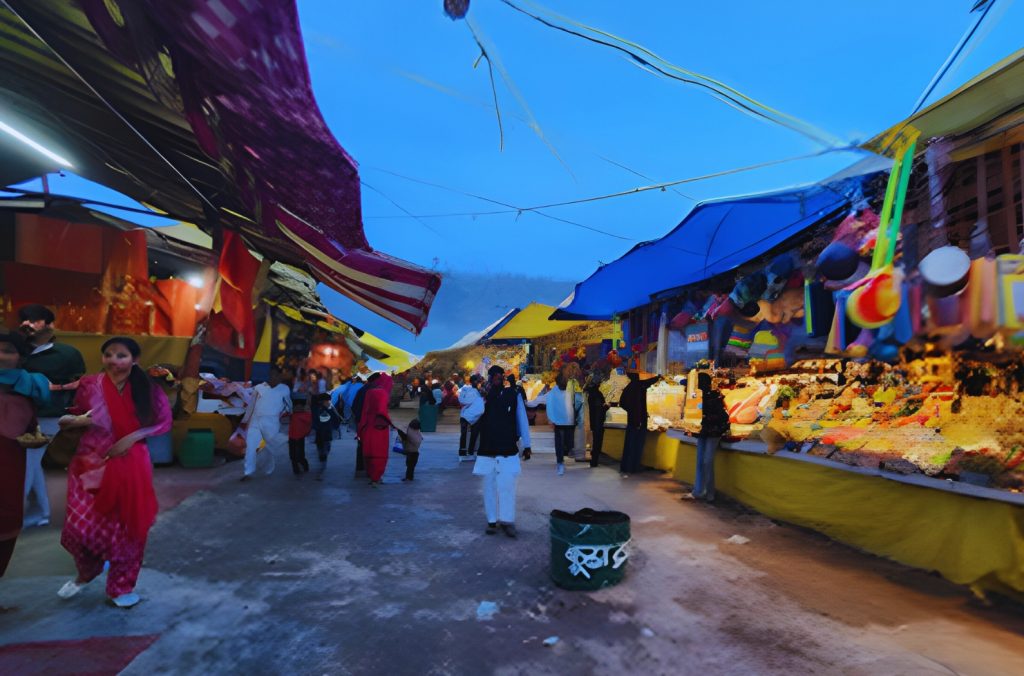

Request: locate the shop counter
(601, 424), (678, 473)
(56, 331), (190, 376)
(596, 424), (1024, 597)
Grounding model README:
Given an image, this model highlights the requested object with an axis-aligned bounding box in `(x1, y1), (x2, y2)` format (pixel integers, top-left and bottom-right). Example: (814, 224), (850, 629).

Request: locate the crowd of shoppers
(3, 301), (724, 603)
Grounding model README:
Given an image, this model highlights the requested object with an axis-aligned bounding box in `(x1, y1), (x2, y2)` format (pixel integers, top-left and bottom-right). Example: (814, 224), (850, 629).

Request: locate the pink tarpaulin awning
(0, 0), (440, 333)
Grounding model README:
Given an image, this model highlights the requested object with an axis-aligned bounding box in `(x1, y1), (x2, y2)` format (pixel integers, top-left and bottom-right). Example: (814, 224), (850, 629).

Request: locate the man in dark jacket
(350, 372), (380, 478)
(584, 378), (609, 468)
(19, 304), (85, 528)
(684, 372), (729, 502)
(617, 372), (660, 478)
(473, 365), (531, 538)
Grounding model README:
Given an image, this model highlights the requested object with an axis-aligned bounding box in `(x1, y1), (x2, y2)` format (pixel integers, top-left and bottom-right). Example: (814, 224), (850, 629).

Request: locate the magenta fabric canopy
(0, 0), (440, 333)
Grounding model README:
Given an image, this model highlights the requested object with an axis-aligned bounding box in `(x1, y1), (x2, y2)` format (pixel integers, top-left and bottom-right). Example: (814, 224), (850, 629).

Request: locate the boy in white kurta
(240, 367), (292, 480)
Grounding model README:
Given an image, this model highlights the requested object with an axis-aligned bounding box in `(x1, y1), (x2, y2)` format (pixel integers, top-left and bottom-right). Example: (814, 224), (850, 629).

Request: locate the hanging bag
(45, 426), (85, 467)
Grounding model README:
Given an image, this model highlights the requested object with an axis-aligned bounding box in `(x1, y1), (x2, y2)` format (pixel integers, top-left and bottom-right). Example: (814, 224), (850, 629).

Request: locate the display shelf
(665, 428), (1024, 505)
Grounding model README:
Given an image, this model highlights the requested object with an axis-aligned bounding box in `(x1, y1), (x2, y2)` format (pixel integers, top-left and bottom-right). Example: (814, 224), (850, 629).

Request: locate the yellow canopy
(355, 332), (421, 371)
(489, 303), (594, 341)
(867, 48), (1024, 157)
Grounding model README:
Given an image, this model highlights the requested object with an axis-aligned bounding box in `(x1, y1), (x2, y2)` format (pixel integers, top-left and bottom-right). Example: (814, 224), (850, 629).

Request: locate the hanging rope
(467, 24), (504, 150)
(368, 145), (856, 220)
(359, 180), (443, 238)
(465, 15), (573, 176)
(910, 0), (998, 114)
(597, 155), (695, 202)
(497, 0), (845, 149)
(364, 166), (633, 241)
(363, 144), (860, 253)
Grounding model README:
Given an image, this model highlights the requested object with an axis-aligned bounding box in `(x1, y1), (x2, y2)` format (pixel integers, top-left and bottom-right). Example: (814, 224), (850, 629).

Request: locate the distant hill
(319, 269), (576, 356)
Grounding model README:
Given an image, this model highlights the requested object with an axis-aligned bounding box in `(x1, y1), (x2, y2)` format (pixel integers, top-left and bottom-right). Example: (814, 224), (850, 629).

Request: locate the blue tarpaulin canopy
(552, 174), (876, 320)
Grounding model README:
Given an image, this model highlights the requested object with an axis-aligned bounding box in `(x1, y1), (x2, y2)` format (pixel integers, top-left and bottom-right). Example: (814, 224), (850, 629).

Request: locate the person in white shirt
(458, 374), (485, 460)
(240, 367), (292, 481)
(545, 369), (583, 476)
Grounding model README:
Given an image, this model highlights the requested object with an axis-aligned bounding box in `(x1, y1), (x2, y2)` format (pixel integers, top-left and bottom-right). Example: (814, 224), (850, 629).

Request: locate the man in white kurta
(473, 365), (531, 538)
(240, 367), (292, 480)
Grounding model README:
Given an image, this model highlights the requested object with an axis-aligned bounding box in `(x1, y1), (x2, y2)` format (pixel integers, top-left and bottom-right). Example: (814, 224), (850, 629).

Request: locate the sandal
(110, 593), (141, 608)
(57, 579), (87, 599)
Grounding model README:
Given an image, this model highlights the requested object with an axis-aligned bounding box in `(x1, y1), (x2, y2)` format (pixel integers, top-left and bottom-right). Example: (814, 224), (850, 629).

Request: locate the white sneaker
(557, 463), (565, 476)
(111, 593), (141, 608)
(57, 579), (86, 599)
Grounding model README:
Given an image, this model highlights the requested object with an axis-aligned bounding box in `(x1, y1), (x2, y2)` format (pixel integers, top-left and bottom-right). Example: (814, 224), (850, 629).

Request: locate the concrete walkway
(2, 406), (1024, 675)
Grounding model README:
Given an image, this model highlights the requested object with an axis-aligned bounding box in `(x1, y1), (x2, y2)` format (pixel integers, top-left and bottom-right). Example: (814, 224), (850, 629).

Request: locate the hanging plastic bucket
(549, 508), (631, 591)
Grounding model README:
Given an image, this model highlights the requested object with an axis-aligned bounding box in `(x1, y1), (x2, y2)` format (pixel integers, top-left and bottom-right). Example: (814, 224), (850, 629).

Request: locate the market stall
(598, 426), (1024, 598)
(0, 202), (414, 462)
(595, 302), (1024, 596)
(411, 343), (528, 383)
(595, 351), (1024, 599)
(581, 52), (1024, 597)
(480, 302), (621, 425)
(0, 208), (211, 341)
(485, 303), (619, 372)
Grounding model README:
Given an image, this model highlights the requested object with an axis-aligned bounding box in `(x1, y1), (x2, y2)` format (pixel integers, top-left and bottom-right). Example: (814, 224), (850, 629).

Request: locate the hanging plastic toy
(845, 131), (918, 329)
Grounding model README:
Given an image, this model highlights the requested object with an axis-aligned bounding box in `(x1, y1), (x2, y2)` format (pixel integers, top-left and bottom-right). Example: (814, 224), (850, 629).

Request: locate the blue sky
(297, 0), (1020, 275)
(7, 1), (1022, 352)
(303, 0), (1023, 350)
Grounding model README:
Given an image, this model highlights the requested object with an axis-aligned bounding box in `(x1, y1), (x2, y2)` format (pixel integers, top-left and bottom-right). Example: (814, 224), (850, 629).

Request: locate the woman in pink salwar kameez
(57, 337), (171, 608)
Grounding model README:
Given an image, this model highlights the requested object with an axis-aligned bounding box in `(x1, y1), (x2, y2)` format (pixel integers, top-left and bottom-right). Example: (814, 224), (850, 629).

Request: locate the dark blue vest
(478, 387), (520, 457)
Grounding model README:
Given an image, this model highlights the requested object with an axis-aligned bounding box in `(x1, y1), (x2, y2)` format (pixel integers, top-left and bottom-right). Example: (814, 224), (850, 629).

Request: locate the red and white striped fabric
(275, 206), (440, 334)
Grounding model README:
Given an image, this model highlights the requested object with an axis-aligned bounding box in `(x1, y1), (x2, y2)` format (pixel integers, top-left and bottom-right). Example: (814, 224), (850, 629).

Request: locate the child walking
(287, 398), (312, 476)
(312, 393), (341, 481)
(394, 419), (423, 482)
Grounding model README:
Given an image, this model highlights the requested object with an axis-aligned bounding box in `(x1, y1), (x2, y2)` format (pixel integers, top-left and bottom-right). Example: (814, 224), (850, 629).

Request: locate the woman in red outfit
(358, 373), (393, 486)
(57, 337), (172, 608)
(0, 332), (49, 578)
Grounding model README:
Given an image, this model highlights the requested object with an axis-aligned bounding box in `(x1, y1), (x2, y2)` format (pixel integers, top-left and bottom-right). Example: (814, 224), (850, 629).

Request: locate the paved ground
(2, 404), (1024, 675)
